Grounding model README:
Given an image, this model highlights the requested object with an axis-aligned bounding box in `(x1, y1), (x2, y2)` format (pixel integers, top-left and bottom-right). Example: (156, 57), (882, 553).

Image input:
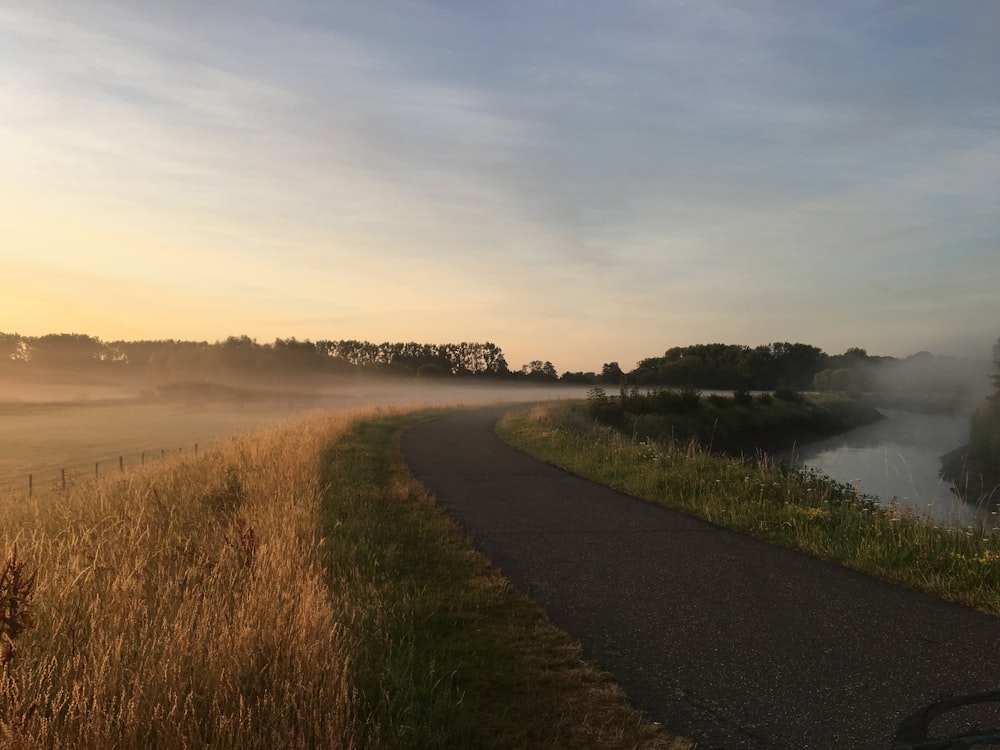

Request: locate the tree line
(0, 333), (514, 380)
(1, 332), (989, 394)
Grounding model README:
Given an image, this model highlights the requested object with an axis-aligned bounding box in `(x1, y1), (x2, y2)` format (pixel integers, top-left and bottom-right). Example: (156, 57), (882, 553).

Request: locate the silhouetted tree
(520, 360), (558, 382)
(600, 362), (624, 384)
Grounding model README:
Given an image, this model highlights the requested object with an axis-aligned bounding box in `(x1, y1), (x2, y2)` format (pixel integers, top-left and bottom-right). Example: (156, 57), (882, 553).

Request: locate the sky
(1, 1), (998, 374)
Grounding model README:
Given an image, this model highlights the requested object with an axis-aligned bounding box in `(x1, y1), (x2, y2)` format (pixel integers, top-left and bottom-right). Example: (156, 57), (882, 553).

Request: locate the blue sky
(1, 1), (998, 373)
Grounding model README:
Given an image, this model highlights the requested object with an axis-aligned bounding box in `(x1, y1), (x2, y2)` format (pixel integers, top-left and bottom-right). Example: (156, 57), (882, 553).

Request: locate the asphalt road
(400, 407), (1000, 750)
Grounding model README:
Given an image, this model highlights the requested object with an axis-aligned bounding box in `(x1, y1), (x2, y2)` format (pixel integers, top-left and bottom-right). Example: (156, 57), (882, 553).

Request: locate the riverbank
(499, 402), (1000, 615)
(940, 444), (1000, 507)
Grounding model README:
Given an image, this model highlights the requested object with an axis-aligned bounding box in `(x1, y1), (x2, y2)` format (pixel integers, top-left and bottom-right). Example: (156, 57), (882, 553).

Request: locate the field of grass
(0, 403), (686, 749)
(0, 410), (354, 747)
(0, 378), (591, 498)
(0, 398), (325, 497)
(498, 401), (1000, 616)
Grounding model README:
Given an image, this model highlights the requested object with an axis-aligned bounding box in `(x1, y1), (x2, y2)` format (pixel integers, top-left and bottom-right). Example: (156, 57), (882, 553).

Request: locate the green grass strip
(320, 408), (687, 750)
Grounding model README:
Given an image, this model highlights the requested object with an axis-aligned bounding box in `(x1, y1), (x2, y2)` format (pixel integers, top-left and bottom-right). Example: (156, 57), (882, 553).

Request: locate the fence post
(95, 462), (99, 478)
(61, 469), (66, 491)
(28, 474), (32, 498)
(120, 455), (124, 473)
(195, 442), (198, 456)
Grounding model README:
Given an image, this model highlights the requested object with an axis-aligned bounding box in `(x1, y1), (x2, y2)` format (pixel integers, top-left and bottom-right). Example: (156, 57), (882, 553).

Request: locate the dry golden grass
(0, 409), (359, 749)
(0, 403), (691, 750)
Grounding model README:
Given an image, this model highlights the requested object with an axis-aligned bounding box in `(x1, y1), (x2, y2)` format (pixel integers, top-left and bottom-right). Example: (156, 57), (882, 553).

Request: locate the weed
(204, 465), (245, 513)
(227, 515), (258, 573)
(0, 547), (36, 667)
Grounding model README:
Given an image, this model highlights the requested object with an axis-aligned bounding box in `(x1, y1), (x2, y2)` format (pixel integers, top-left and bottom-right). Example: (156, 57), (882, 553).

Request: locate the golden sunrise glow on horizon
(2, 3), (999, 373)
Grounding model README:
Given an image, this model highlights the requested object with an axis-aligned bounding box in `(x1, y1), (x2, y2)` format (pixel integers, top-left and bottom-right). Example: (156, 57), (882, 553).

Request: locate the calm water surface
(791, 409), (996, 528)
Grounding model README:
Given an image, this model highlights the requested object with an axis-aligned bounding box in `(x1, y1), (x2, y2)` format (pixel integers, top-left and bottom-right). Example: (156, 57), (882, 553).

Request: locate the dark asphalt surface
(400, 407), (1000, 750)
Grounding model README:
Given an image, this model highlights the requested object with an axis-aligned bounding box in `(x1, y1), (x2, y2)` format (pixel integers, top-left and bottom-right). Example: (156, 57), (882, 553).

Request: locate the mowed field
(0, 377), (583, 497)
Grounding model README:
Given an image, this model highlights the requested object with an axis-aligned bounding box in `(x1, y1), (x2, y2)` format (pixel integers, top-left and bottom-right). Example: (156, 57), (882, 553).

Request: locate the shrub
(586, 386), (624, 427)
(774, 387), (803, 403)
(678, 385), (702, 411)
(970, 399), (1000, 464)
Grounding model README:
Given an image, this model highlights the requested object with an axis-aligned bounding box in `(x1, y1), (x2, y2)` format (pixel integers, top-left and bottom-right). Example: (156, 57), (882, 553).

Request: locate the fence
(7, 443), (202, 499)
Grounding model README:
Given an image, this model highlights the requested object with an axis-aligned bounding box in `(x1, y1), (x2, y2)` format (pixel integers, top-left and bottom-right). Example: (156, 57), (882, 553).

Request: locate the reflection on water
(790, 409), (996, 528)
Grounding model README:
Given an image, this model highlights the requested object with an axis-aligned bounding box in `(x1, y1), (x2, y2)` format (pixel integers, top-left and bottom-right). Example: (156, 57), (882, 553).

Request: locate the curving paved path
(401, 407), (1000, 750)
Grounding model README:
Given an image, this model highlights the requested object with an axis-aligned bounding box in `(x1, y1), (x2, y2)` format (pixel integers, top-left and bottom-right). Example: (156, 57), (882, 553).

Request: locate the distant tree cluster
(629, 342), (826, 391)
(558, 362), (625, 386)
(620, 342), (987, 395)
(317, 340), (509, 377)
(0, 333), (511, 381)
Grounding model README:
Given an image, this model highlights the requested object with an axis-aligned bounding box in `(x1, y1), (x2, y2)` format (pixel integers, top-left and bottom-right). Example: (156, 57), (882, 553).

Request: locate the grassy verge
(498, 402), (1000, 616)
(0, 405), (687, 749)
(320, 408), (686, 749)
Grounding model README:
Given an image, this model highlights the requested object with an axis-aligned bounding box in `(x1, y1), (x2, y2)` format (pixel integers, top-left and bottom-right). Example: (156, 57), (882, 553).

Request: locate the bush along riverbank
(585, 386), (884, 456)
(941, 400), (1000, 507)
(498, 402), (1000, 615)
(940, 341), (1000, 507)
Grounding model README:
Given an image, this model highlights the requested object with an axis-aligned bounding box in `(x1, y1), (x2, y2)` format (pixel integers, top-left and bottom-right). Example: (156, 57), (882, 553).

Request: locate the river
(790, 408), (998, 529)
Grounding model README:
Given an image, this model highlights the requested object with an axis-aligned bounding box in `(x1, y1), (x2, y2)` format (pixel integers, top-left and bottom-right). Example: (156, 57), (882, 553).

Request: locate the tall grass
(499, 402), (1000, 615)
(0, 411), (355, 749)
(0, 405), (688, 749)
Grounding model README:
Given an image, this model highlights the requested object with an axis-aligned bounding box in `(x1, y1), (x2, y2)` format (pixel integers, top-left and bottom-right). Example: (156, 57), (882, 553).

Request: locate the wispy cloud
(1, 1), (998, 369)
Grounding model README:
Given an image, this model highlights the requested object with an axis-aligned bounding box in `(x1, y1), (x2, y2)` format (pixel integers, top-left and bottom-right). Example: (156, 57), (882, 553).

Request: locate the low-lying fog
(0, 372), (589, 496)
(0, 372), (591, 406)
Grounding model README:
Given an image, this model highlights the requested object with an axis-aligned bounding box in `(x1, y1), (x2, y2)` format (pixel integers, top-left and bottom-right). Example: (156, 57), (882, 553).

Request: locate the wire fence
(3, 443), (202, 499)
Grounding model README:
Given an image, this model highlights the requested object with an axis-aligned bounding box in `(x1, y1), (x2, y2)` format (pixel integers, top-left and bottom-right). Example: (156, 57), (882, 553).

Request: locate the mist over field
(2, 327), (996, 504)
(867, 353), (994, 409)
(0, 364), (588, 497)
